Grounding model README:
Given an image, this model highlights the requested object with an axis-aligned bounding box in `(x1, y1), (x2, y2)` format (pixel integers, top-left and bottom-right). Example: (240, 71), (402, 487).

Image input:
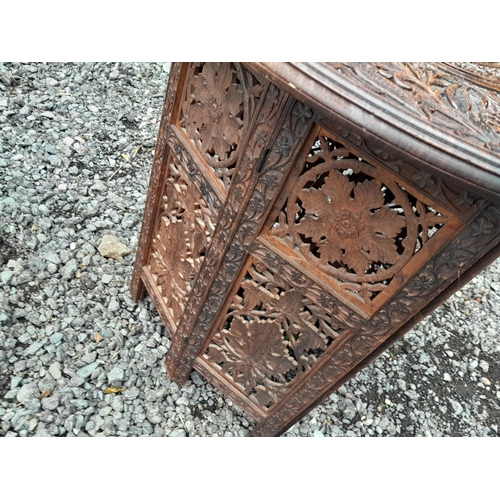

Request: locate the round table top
(248, 62), (500, 200)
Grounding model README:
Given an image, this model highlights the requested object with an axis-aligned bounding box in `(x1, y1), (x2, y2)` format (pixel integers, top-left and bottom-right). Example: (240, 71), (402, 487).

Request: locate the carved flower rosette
(289, 139), (417, 283)
(267, 131), (459, 311)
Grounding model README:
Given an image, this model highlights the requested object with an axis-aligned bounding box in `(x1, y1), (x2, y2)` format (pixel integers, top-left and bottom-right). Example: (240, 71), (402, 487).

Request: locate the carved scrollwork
(331, 62), (500, 152)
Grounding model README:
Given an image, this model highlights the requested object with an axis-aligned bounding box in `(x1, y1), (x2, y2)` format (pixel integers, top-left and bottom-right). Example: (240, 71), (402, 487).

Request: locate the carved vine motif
(148, 163), (216, 329)
(179, 63), (265, 192)
(166, 97), (316, 384)
(265, 129), (460, 311)
(204, 260), (344, 408)
(331, 62), (500, 152)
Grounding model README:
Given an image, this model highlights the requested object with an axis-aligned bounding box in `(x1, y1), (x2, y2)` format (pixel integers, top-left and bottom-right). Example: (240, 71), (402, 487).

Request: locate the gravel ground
(1, 62), (499, 437)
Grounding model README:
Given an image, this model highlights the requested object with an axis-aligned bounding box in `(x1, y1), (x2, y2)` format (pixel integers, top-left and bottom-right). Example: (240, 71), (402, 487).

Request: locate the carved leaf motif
(370, 207), (406, 238)
(216, 317), (296, 387)
(241, 286), (262, 312)
(295, 210), (326, 242)
(150, 220), (193, 320)
(363, 233), (400, 264)
(352, 179), (384, 211)
(316, 239), (343, 265)
(342, 238), (371, 275)
(276, 290), (303, 317)
(183, 62), (244, 169)
(296, 169), (405, 274)
(295, 329), (327, 356)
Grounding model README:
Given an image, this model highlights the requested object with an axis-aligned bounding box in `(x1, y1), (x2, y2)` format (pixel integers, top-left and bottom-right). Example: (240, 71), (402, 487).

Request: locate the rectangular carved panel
(200, 256), (347, 414)
(145, 161), (217, 334)
(176, 63), (266, 197)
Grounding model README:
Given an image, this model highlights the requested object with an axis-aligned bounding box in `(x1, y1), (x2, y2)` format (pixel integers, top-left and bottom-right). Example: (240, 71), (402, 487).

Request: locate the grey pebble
(108, 298), (120, 312)
(10, 376), (23, 390)
(76, 362), (99, 379)
(50, 332), (64, 344)
(169, 429), (186, 437)
(125, 387), (140, 400)
(42, 395), (60, 411)
(61, 259), (78, 279)
(107, 366), (125, 384)
(48, 362), (62, 380)
(1, 270), (13, 284)
(24, 340), (46, 356)
(44, 251), (61, 265)
(190, 371), (204, 386)
(16, 383), (40, 404)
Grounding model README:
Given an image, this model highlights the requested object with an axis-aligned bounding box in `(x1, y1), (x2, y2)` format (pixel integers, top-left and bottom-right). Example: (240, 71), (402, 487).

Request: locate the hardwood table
(131, 62), (500, 436)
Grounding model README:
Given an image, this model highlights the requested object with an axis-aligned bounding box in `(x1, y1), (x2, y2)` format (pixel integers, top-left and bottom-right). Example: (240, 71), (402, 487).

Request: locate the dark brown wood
(131, 62), (500, 437)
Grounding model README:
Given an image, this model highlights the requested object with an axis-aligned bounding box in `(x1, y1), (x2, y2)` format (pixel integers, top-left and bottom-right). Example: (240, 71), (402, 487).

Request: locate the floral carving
(264, 129), (463, 314)
(186, 63), (243, 165)
(204, 259), (344, 408)
(178, 63), (266, 193)
(297, 169), (405, 274)
(149, 219), (192, 323)
(148, 163), (216, 331)
(208, 318), (296, 389)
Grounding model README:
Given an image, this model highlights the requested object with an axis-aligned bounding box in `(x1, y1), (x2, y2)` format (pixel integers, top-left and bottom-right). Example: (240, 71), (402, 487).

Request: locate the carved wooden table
(131, 63), (500, 436)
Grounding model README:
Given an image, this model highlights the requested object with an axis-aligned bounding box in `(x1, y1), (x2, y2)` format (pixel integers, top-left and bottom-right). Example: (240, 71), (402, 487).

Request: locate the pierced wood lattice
(178, 62), (265, 193)
(148, 162), (216, 332)
(203, 258), (344, 410)
(133, 63), (500, 437)
(263, 128), (463, 315)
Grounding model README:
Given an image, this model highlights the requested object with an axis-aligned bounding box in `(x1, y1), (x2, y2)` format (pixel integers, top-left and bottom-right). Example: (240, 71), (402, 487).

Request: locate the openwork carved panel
(147, 162), (216, 332)
(178, 63), (265, 193)
(134, 63), (500, 437)
(202, 258), (345, 410)
(262, 128), (464, 316)
(166, 95), (316, 384)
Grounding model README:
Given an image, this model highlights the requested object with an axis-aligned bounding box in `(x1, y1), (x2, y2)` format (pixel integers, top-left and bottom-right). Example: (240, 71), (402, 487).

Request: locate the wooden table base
(131, 62), (500, 436)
